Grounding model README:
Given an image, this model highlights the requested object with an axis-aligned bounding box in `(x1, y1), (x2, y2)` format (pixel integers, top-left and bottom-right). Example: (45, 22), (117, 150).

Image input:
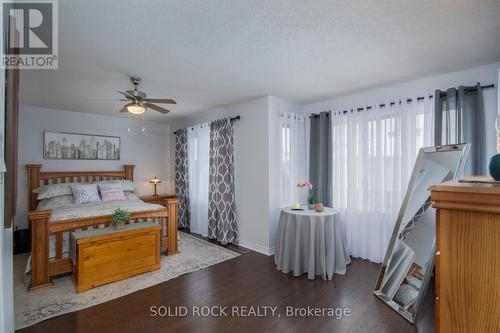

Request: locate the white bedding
(37, 192), (165, 221)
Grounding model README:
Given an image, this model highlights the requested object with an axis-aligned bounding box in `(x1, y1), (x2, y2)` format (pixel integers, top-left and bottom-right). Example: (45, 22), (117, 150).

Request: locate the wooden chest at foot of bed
(72, 223), (161, 293)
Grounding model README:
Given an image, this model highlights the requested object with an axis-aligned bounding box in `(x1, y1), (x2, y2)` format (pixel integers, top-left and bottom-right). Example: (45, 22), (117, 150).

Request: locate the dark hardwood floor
(19, 251), (434, 333)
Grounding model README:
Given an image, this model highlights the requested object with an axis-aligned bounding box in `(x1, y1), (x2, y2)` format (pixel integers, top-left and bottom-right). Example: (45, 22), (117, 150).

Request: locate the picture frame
(43, 131), (121, 160)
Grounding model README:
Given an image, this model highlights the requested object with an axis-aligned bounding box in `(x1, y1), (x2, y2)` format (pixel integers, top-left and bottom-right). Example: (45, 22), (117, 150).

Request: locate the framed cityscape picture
(43, 131), (121, 160)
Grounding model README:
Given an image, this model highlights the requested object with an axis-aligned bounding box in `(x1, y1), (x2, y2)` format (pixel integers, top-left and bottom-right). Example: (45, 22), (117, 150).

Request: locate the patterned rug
(14, 232), (240, 329)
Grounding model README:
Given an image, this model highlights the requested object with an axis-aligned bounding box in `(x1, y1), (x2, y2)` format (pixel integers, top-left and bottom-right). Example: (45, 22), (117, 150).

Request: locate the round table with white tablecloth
(274, 207), (350, 280)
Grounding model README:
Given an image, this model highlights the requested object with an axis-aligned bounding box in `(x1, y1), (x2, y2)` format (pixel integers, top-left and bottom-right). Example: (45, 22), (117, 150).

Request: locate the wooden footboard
(28, 203), (179, 291)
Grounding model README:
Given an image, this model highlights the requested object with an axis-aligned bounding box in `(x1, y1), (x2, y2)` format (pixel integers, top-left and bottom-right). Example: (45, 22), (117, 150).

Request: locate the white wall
(16, 106), (173, 229)
(303, 62), (500, 166)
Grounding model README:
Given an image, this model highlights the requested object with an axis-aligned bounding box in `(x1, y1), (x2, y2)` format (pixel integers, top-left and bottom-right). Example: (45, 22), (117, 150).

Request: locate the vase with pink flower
(296, 180), (314, 209)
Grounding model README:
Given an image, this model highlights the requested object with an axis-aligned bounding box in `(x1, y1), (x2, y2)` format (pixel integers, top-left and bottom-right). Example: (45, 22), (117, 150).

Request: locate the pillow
(37, 195), (75, 211)
(125, 191), (141, 202)
(98, 184), (126, 202)
(34, 182), (83, 200)
(95, 180), (135, 192)
(70, 184), (101, 205)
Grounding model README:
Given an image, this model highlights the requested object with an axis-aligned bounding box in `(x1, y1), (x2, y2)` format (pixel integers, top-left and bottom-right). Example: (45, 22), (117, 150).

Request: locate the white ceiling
(20, 0), (500, 122)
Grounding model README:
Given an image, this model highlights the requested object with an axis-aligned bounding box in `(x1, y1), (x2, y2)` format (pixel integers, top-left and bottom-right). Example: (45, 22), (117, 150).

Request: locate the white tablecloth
(274, 207), (350, 280)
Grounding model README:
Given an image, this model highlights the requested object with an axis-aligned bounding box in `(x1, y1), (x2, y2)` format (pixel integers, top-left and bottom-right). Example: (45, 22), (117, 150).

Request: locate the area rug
(14, 232), (240, 329)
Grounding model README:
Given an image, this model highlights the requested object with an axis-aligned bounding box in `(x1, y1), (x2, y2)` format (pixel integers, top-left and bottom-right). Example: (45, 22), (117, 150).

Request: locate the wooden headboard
(26, 164), (135, 211)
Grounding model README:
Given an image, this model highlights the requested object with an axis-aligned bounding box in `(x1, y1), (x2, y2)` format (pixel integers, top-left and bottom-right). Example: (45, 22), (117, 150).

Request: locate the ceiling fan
(88, 76), (176, 115)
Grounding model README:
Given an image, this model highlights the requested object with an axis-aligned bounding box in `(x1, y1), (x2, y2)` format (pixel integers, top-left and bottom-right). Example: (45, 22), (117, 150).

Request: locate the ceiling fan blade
(115, 90), (135, 99)
(145, 103), (170, 114)
(144, 98), (176, 104)
(119, 103), (132, 113)
(87, 98), (128, 101)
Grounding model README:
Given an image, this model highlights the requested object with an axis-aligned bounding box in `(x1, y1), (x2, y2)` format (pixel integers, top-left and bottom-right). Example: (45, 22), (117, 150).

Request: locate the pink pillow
(99, 185), (126, 202)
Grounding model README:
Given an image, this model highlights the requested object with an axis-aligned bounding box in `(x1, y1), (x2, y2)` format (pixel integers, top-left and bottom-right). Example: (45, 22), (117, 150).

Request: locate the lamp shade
(149, 177), (161, 184)
(127, 103), (146, 115)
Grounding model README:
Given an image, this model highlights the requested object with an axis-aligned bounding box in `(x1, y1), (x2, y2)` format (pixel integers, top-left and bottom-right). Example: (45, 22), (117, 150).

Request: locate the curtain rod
(173, 115), (241, 134)
(310, 83), (495, 117)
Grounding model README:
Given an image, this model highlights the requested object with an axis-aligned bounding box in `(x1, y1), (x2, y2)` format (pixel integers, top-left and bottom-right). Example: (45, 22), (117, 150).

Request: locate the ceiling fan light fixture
(127, 103), (146, 115)
(89, 77), (175, 115)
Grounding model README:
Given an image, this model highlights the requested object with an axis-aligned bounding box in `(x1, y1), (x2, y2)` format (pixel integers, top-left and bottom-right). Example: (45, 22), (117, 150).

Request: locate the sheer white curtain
(187, 123), (210, 236)
(332, 97), (434, 263)
(279, 113), (308, 207)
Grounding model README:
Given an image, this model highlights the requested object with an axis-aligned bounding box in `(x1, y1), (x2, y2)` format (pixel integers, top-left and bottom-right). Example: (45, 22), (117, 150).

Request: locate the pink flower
(297, 180), (313, 189)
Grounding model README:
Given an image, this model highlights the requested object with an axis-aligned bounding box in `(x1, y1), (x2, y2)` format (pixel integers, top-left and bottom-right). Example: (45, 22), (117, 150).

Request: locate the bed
(26, 164), (179, 292)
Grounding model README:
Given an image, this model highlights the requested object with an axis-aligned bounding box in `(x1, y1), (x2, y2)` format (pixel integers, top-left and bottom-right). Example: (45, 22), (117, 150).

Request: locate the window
(281, 126), (291, 162)
(278, 113), (307, 207)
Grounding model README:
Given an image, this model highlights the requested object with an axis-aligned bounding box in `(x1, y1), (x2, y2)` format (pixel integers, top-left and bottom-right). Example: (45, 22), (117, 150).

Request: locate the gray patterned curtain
(175, 128), (191, 229)
(434, 83), (486, 175)
(208, 118), (238, 244)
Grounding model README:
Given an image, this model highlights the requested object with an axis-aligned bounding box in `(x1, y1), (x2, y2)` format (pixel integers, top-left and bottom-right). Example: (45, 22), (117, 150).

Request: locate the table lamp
(149, 177), (161, 196)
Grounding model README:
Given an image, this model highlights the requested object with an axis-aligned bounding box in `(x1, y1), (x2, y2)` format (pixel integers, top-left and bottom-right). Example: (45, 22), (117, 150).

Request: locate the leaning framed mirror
(374, 143), (470, 323)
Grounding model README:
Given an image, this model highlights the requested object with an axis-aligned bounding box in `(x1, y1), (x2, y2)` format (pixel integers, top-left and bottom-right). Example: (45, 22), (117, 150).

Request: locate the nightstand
(139, 194), (176, 206)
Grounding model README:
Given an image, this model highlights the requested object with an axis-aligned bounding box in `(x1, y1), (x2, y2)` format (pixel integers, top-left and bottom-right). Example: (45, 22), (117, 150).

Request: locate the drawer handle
(435, 296), (439, 301)
(436, 251), (441, 256)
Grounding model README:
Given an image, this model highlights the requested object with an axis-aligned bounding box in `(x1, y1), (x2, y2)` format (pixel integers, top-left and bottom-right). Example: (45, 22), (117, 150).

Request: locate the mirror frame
(374, 143), (470, 323)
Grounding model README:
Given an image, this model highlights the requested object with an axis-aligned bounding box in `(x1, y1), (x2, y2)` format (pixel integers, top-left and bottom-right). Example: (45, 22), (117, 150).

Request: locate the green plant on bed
(112, 208), (129, 229)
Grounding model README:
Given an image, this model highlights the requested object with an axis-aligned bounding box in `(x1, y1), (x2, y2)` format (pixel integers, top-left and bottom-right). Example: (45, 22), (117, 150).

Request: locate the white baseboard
(238, 239), (275, 256)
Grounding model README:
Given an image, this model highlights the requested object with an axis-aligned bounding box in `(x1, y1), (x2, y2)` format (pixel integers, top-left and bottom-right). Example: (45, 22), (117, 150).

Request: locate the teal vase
(488, 153), (500, 180)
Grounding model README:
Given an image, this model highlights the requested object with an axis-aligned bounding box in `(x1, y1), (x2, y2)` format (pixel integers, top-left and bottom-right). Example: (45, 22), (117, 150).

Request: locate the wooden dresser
(430, 181), (500, 333)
